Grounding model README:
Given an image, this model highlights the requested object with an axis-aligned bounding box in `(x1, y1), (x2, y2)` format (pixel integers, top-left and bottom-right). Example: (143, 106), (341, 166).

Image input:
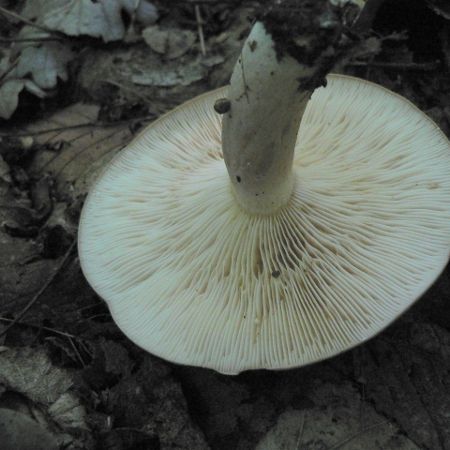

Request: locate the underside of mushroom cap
(78, 75), (450, 375)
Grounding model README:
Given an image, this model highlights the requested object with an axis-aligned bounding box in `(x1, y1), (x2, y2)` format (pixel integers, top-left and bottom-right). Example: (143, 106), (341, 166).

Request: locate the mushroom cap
(78, 75), (450, 374)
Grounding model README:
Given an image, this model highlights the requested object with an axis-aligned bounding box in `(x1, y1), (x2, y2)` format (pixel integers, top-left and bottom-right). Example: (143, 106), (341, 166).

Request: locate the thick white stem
(222, 22), (313, 214)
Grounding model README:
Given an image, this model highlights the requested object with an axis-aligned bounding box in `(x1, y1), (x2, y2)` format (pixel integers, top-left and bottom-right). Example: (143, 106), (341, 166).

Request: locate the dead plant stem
(195, 4), (206, 56)
(0, 5), (57, 35)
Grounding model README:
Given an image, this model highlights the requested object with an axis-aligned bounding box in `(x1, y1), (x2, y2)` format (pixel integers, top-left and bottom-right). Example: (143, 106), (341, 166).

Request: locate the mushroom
(78, 18), (450, 374)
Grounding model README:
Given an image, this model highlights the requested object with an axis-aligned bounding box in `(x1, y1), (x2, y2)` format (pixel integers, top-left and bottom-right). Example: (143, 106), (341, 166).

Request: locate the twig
(0, 37), (63, 43)
(195, 4), (206, 56)
(0, 5), (57, 35)
(78, 339), (94, 358)
(295, 412), (306, 450)
(76, 302), (104, 313)
(85, 313), (111, 321)
(0, 316), (88, 367)
(349, 60), (440, 71)
(68, 336), (87, 367)
(0, 317), (78, 339)
(0, 57), (19, 83)
(0, 115), (154, 138)
(326, 420), (388, 450)
(0, 240), (77, 339)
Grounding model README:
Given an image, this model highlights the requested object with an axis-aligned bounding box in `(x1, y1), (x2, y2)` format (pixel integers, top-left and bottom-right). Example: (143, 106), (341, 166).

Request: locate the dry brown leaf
(0, 80), (25, 120)
(0, 28), (74, 119)
(143, 25), (196, 59)
(25, 103), (140, 196)
(0, 347), (91, 448)
(132, 54), (224, 87)
(22, 0), (158, 42)
(256, 383), (420, 450)
(0, 79), (46, 120)
(16, 43), (75, 90)
(0, 104), (141, 317)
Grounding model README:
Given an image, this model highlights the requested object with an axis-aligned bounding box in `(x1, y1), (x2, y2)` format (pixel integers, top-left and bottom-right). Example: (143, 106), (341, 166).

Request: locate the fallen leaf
(0, 55), (10, 77)
(0, 80), (24, 120)
(0, 347), (73, 404)
(0, 408), (58, 450)
(22, 0), (159, 42)
(0, 347), (92, 448)
(256, 382), (420, 450)
(48, 393), (89, 430)
(0, 30), (72, 119)
(0, 155), (10, 183)
(0, 79), (46, 120)
(132, 54), (224, 87)
(24, 103), (140, 196)
(0, 103), (138, 320)
(16, 43), (75, 90)
(45, 0), (126, 42)
(107, 356), (209, 449)
(23, 79), (48, 98)
(13, 25), (53, 51)
(134, 0), (159, 25)
(21, 0), (62, 21)
(143, 25), (196, 59)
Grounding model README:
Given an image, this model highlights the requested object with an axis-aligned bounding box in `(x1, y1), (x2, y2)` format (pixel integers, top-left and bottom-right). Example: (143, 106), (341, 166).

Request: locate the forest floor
(1, 1), (450, 449)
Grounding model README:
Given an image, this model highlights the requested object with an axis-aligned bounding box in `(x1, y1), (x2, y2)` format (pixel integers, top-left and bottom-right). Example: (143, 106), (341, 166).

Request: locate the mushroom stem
(222, 1), (370, 214)
(222, 22), (311, 214)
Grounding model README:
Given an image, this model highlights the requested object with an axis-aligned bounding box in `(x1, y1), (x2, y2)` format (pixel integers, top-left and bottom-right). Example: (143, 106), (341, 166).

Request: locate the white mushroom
(79, 19), (450, 374)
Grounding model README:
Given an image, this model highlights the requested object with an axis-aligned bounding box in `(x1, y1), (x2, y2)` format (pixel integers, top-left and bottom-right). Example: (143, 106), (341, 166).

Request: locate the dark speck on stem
(236, 176), (241, 183)
(248, 40), (257, 52)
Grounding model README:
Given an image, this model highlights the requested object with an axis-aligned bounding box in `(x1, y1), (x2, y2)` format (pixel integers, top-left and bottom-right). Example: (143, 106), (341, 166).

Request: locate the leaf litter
(1, 1), (450, 449)
(21, 0), (158, 42)
(0, 347), (91, 449)
(16, 43), (74, 90)
(1, 0), (159, 119)
(143, 25), (197, 59)
(0, 1), (235, 448)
